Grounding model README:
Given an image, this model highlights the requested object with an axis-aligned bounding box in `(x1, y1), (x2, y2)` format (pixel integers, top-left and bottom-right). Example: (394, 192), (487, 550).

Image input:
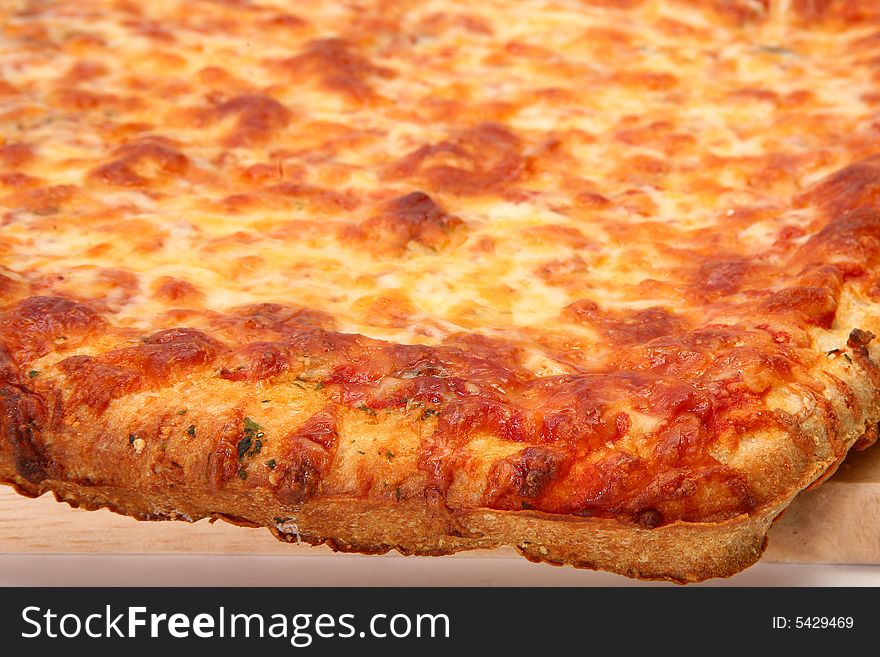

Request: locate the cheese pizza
(2, 0), (880, 581)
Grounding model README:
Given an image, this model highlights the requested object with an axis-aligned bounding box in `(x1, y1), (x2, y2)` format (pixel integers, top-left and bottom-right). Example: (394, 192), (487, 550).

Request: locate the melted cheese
(0, 0), (878, 365)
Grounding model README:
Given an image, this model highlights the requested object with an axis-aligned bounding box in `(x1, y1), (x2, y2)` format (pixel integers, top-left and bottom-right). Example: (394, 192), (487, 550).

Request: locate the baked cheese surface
(2, 0), (880, 539)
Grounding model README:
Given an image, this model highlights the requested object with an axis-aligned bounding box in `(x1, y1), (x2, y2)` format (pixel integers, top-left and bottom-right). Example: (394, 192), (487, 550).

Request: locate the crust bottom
(1, 469), (786, 583)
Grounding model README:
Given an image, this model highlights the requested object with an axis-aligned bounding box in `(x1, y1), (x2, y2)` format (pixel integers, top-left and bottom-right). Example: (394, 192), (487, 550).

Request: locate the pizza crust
(2, 318), (875, 583)
(3, 0), (880, 581)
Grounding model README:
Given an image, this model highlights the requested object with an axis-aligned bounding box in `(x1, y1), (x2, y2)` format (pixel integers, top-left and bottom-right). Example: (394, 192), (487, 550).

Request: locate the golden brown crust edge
(1, 470), (774, 583)
(0, 394), (867, 586)
(1, 317), (878, 584)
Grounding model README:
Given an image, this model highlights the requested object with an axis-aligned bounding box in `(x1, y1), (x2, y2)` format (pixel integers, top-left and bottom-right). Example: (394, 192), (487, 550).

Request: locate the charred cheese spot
(205, 94), (292, 147)
(151, 276), (204, 304)
(357, 191), (464, 255)
(274, 38), (393, 104)
(207, 410), (245, 490)
(387, 123), (524, 195)
(87, 139), (189, 188)
(483, 446), (568, 508)
(797, 155), (880, 215)
(0, 296), (104, 368)
(564, 299), (688, 346)
(272, 408), (339, 504)
(0, 386), (50, 484)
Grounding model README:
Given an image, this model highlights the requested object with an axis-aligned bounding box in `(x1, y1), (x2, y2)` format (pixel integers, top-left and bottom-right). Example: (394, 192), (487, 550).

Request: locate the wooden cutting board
(0, 446), (878, 563)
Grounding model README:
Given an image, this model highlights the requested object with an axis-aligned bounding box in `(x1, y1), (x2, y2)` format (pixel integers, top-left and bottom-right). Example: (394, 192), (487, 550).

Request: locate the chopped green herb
(357, 403), (377, 416)
(237, 435), (253, 459)
(385, 450), (395, 460)
(27, 370), (39, 379)
(395, 487), (402, 502)
(267, 459), (277, 469)
(421, 408), (440, 420)
(314, 382), (326, 391)
(186, 424), (196, 438)
(844, 353), (853, 363)
(237, 468), (248, 480)
(827, 349), (842, 356)
(273, 516), (286, 524)
(758, 44), (795, 56)
(261, 399), (271, 404)
(177, 409), (187, 416)
(357, 450), (366, 455)
(128, 433), (137, 445)
(244, 416), (264, 436)
(238, 418), (265, 459)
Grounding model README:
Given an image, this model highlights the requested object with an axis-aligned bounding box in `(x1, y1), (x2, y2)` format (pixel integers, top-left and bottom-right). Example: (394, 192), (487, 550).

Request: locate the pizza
(2, 0), (880, 583)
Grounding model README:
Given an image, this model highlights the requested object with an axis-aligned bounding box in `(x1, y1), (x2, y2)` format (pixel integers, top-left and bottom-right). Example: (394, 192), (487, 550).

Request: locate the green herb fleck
(314, 382), (326, 391)
(844, 353), (853, 363)
(186, 424), (196, 438)
(244, 416), (264, 437)
(357, 403), (377, 417)
(421, 408), (440, 420)
(261, 399), (271, 404)
(267, 459), (277, 469)
(237, 435), (253, 459)
(237, 468), (248, 480)
(28, 370), (39, 379)
(357, 450), (366, 455)
(238, 417), (265, 459)
(827, 349), (841, 356)
(273, 516), (286, 524)
(758, 44), (795, 56)
(128, 433), (137, 445)
(177, 409), (187, 416)
(395, 487), (402, 502)
(385, 450), (395, 460)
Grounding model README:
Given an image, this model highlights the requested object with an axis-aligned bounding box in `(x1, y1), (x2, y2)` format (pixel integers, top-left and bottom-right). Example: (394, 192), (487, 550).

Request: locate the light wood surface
(1, 446), (878, 564)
